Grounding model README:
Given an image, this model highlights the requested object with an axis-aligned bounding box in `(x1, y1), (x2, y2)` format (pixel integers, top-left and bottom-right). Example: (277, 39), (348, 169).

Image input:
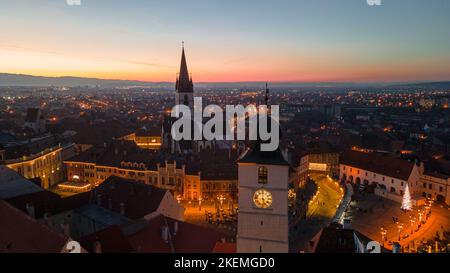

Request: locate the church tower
(236, 142), (290, 253)
(175, 43), (194, 109)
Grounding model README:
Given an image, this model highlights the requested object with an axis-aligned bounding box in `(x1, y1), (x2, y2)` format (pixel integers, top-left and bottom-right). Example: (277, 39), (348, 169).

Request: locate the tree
(401, 183), (413, 211)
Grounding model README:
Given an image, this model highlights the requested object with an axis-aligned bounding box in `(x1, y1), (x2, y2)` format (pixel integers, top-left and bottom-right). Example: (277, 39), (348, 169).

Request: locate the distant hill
(1, 72), (449, 90)
(393, 81), (450, 89)
(0, 73), (170, 87)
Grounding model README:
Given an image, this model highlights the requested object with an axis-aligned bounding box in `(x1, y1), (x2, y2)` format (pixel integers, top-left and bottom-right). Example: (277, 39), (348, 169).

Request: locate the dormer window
(258, 166), (268, 184)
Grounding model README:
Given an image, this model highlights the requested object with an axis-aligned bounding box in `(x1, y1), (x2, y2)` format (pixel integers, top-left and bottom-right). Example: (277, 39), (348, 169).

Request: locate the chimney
(93, 241), (102, 254)
(162, 225), (169, 243)
(63, 221), (70, 236)
(119, 202), (125, 215)
(26, 202), (35, 218)
(96, 194), (102, 206)
(173, 222), (179, 236)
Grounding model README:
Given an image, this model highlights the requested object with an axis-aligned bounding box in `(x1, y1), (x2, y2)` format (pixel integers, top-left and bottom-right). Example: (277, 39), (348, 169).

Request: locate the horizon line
(2, 72), (450, 86)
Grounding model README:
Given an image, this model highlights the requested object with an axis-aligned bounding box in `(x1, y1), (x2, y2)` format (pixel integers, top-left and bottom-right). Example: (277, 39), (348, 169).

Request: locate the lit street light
(409, 216), (416, 234)
(198, 197), (203, 211)
(380, 227), (387, 246)
(397, 223), (404, 241)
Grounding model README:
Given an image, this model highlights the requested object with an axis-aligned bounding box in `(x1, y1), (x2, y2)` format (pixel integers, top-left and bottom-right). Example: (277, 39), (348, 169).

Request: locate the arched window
(258, 166), (268, 184)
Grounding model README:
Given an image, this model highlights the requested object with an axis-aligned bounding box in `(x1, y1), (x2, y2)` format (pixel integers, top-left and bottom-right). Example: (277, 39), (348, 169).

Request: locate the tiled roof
(310, 226), (387, 253)
(127, 215), (224, 253)
(340, 150), (415, 181)
(5, 190), (89, 219)
(212, 242), (237, 253)
(78, 225), (133, 253)
(93, 176), (167, 219)
(0, 165), (43, 199)
(135, 127), (161, 137)
(310, 227), (357, 253)
(78, 215), (225, 253)
(238, 142), (289, 166)
(62, 118), (134, 146)
(424, 158), (450, 179)
(0, 200), (68, 253)
(183, 149), (239, 180)
(66, 140), (160, 170)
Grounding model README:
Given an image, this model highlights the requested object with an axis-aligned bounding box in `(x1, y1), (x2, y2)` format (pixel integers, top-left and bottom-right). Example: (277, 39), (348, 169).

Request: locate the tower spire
(176, 42), (193, 93)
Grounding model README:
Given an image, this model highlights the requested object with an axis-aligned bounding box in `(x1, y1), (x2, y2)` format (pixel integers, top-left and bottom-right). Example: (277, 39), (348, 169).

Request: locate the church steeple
(176, 42), (193, 94)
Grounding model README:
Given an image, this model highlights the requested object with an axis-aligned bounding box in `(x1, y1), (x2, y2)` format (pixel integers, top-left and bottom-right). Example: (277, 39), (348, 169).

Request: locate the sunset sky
(1, 0), (450, 82)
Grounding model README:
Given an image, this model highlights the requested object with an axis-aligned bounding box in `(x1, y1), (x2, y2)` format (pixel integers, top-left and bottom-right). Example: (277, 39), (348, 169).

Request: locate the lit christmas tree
(401, 183), (412, 211)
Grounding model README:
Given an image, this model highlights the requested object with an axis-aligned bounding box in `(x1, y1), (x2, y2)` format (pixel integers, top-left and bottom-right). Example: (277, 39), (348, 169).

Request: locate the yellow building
(64, 140), (239, 202)
(64, 140), (183, 195)
(132, 128), (162, 150)
(6, 143), (76, 189)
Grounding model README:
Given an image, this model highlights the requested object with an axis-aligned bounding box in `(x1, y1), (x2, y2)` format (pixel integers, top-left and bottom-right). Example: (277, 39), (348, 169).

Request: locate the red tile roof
(78, 225), (133, 253)
(212, 242), (237, 253)
(94, 176), (167, 219)
(340, 150), (415, 181)
(78, 215), (225, 253)
(0, 200), (68, 253)
(127, 215), (225, 253)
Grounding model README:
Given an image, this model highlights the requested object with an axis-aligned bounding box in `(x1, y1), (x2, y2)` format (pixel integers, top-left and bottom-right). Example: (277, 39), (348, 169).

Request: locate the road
(290, 174), (343, 252)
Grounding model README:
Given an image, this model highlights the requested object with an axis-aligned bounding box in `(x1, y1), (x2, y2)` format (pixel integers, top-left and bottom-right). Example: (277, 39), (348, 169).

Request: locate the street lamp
(418, 210), (423, 225)
(409, 216), (416, 234)
(397, 223), (404, 241)
(176, 195), (182, 204)
(380, 227), (387, 246)
(217, 195), (225, 207)
(198, 197), (203, 211)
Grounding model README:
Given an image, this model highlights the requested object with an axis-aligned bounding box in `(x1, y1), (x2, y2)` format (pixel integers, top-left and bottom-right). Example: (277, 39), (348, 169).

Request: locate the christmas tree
(401, 183), (412, 211)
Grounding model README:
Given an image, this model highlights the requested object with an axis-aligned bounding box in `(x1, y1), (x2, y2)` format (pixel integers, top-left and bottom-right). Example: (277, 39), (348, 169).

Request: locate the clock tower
(236, 141), (290, 253)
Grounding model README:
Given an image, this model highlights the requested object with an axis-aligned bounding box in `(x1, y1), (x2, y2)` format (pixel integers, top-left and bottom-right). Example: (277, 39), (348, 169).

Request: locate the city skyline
(1, 0), (450, 83)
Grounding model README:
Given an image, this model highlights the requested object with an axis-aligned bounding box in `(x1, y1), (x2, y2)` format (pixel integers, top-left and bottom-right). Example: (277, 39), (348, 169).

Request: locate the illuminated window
(258, 166), (268, 184)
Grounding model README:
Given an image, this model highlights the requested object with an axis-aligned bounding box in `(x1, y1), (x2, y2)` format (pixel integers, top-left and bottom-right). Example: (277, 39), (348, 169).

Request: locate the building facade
(6, 143), (76, 189)
(237, 143), (290, 253)
(419, 172), (450, 204)
(339, 150), (422, 204)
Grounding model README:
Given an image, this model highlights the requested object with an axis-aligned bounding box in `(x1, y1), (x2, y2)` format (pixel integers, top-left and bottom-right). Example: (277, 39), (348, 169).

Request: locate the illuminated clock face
(253, 189), (273, 209)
